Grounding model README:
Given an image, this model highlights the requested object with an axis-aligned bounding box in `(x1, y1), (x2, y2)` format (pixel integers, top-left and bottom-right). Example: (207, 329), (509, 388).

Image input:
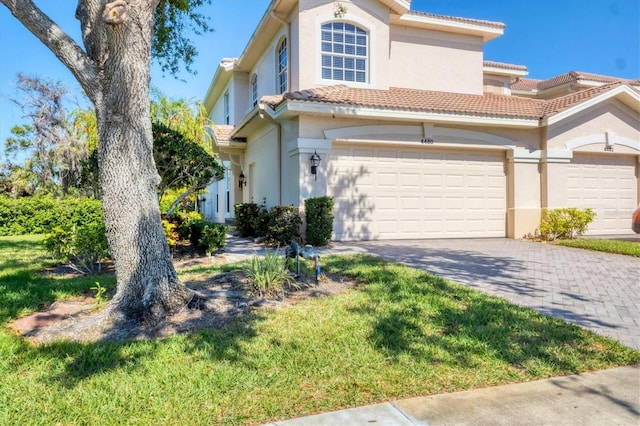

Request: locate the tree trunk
(0, 0), (194, 323)
(94, 0), (193, 321)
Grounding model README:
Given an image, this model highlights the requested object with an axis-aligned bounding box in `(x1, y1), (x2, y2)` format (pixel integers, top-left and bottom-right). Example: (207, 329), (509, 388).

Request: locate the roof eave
(392, 13), (504, 41)
(271, 100), (539, 128)
(483, 65), (528, 78)
(379, 0), (411, 15)
(203, 62), (236, 113)
(543, 85), (640, 127)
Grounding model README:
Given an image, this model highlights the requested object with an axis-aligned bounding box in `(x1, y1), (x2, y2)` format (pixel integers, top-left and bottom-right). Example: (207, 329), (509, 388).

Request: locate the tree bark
(2, 0), (194, 322)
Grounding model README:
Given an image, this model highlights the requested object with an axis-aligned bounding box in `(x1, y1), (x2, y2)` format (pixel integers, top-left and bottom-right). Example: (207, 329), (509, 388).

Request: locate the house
(202, 0), (640, 240)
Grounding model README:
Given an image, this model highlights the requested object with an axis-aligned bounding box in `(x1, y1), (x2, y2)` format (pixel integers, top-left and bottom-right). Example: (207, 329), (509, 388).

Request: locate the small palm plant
(245, 249), (297, 297)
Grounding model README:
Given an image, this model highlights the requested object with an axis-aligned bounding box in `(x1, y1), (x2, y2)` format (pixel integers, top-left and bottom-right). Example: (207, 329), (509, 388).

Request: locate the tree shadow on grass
(324, 255), (636, 374)
(35, 309), (267, 388)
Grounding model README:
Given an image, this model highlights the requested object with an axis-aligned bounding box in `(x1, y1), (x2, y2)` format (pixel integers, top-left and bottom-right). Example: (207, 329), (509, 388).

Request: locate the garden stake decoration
(286, 241), (321, 283)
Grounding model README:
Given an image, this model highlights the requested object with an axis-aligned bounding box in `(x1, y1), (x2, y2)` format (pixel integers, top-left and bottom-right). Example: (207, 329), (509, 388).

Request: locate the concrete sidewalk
(266, 365), (640, 426)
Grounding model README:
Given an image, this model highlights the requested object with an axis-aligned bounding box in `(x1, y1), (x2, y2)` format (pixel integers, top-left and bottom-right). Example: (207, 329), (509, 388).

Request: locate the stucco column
(506, 148), (543, 238)
(541, 150), (573, 210)
(287, 138), (332, 207)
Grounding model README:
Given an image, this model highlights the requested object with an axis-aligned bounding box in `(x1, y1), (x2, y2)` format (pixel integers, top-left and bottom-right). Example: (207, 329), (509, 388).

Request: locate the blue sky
(1, 0), (639, 160)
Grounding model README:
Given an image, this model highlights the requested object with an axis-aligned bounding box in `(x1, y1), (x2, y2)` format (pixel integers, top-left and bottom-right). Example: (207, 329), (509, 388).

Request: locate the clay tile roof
(484, 61), (528, 73)
(537, 71), (627, 90)
(511, 78), (542, 92)
(270, 85), (545, 119)
(212, 125), (235, 142)
(407, 10), (505, 29)
(540, 81), (627, 116)
(263, 81), (637, 121)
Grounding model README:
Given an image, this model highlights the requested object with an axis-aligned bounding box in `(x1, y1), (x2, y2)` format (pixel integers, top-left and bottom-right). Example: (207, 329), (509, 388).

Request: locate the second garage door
(327, 144), (507, 240)
(567, 154), (638, 235)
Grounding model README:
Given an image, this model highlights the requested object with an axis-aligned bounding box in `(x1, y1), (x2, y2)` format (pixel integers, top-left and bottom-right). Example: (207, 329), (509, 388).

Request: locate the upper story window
(250, 74), (258, 108)
(321, 22), (368, 83)
(277, 38), (288, 93)
(223, 92), (230, 125)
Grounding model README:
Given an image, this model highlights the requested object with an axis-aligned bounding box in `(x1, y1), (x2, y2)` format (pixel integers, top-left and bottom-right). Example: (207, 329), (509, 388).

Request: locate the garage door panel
(567, 154), (638, 235)
(329, 145), (507, 240)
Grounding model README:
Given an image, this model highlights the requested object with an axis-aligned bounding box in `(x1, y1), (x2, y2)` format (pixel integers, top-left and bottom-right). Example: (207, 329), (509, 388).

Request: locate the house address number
(420, 137), (434, 144)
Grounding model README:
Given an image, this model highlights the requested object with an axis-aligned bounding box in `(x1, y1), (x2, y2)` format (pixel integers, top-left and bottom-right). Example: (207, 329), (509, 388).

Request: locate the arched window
(277, 38), (288, 93)
(321, 22), (368, 83)
(250, 74), (258, 108)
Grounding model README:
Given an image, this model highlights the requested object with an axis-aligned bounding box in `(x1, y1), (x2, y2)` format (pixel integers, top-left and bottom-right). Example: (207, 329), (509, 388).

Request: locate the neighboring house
(203, 0), (640, 240)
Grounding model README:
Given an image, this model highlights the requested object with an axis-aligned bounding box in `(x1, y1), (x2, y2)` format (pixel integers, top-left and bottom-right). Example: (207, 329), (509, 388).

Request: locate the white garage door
(567, 154), (638, 235)
(327, 144), (507, 240)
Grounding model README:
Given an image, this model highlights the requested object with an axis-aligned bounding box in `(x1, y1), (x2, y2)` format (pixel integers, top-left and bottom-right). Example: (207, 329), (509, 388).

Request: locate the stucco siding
(244, 124), (280, 206)
(548, 101), (640, 152)
(389, 26), (483, 94)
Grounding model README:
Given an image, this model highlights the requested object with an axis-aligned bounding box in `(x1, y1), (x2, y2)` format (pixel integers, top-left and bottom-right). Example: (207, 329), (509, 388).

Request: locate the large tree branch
(0, 0), (100, 104)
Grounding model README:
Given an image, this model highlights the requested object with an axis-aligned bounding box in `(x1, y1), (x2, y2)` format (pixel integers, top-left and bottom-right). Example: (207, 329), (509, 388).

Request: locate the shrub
(234, 203), (259, 237)
(43, 222), (110, 274)
(539, 208), (596, 241)
(185, 220), (228, 255)
(252, 205), (270, 238)
(245, 249), (296, 297)
(166, 211), (203, 240)
(198, 222), (228, 256)
(162, 219), (179, 249)
(0, 196), (103, 236)
(267, 205), (302, 247)
(305, 196), (334, 246)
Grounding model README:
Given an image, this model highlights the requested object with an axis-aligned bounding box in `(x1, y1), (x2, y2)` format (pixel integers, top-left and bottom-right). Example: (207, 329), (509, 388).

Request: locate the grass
(1, 235), (639, 425)
(555, 238), (640, 257)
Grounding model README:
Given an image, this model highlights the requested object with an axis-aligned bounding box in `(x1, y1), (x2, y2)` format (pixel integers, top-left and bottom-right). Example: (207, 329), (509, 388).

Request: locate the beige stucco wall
(243, 124), (280, 206)
(389, 26), (484, 94)
(297, 0), (390, 90)
(249, 28), (288, 101)
(547, 101), (640, 151)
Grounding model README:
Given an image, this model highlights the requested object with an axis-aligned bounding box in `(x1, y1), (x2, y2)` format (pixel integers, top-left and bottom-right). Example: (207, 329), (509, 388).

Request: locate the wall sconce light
(238, 171), (246, 188)
(310, 151), (321, 180)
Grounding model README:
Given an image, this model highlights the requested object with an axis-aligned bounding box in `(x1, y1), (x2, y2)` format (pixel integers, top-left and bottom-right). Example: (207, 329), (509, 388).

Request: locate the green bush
(539, 208), (596, 241)
(165, 211), (203, 240)
(43, 222), (110, 274)
(267, 205), (302, 247)
(245, 249), (296, 297)
(198, 222), (228, 256)
(0, 196), (103, 236)
(252, 205), (270, 238)
(234, 203), (260, 237)
(305, 196), (334, 246)
(185, 220), (228, 255)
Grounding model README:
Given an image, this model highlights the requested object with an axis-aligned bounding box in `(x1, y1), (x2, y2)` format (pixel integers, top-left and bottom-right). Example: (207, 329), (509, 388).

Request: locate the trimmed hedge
(0, 196), (103, 236)
(305, 196), (334, 246)
(234, 202), (302, 246)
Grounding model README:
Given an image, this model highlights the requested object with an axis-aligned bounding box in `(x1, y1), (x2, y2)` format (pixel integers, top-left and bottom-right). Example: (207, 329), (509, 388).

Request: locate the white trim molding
(287, 138), (332, 156)
(565, 132), (640, 152)
(324, 124), (518, 151)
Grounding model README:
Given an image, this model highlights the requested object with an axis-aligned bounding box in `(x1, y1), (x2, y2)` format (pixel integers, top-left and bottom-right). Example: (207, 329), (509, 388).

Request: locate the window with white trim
(321, 22), (368, 83)
(250, 74), (258, 108)
(223, 92), (230, 125)
(277, 38), (288, 93)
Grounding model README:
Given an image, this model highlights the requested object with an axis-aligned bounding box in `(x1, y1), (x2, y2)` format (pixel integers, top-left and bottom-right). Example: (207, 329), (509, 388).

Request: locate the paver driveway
(328, 238), (640, 350)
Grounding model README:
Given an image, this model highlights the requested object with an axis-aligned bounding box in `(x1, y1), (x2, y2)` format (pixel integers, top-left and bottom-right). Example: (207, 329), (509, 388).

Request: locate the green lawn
(1, 235), (638, 425)
(555, 239), (640, 257)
